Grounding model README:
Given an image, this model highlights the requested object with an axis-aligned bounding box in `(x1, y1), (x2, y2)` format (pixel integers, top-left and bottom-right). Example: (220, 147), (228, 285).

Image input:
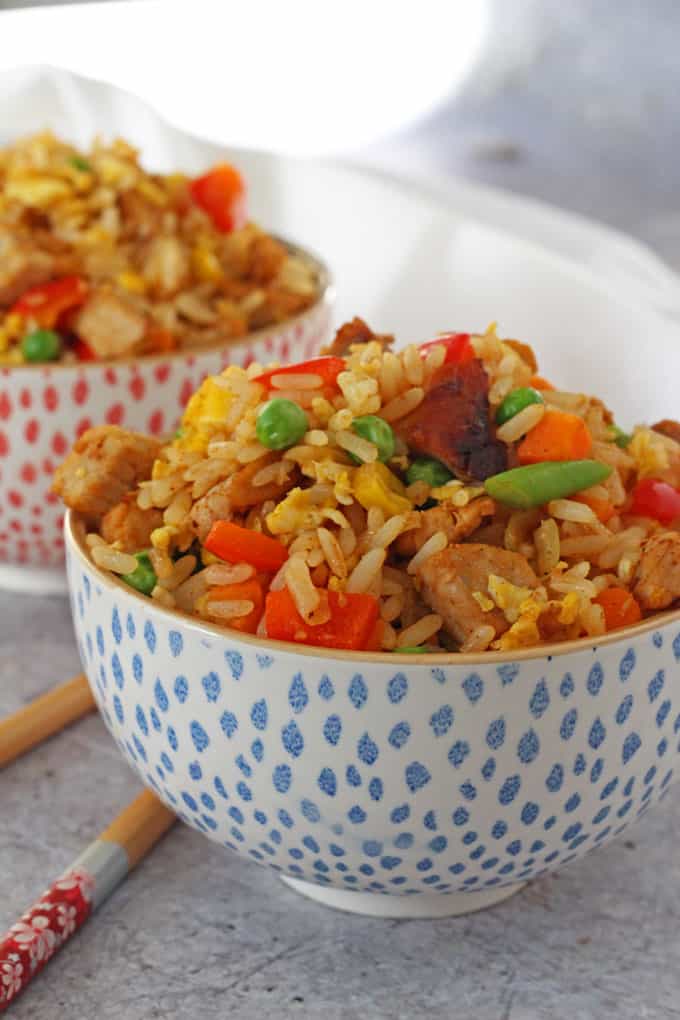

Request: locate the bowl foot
(0, 562), (67, 596)
(281, 876), (525, 918)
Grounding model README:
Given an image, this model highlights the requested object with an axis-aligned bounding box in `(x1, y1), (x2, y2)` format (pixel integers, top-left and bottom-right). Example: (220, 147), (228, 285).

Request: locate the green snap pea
(609, 424), (632, 449)
(352, 415), (395, 462)
(405, 457), (453, 488)
(256, 398), (308, 450)
(495, 387), (544, 425)
(121, 552), (157, 596)
(484, 460), (612, 509)
(394, 646), (429, 654)
(21, 328), (62, 363)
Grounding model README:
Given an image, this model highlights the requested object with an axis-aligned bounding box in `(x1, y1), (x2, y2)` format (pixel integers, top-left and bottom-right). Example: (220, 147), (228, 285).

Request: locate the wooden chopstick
(0, 673), (96, 770)
(0, 790), (176, 1011)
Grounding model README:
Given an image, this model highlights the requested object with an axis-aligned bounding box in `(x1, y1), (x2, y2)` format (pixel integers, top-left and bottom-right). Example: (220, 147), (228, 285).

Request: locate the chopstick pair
(0, 675), (176, 1012)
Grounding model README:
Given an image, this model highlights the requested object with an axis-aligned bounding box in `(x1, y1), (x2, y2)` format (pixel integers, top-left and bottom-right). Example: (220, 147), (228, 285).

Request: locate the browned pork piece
(0, 225), (55, 305)
(653, 420), (680, 446)
(416, 543), (538, 645)
(53, 425), (161, 522)
(322, 316), (394, 357)
(503, 338), (538, 373)
(190, 455), (299, 541)
(74, 287), (147, 358)
(633, 532), (680, 610)
(395, 358), (507, 482)
(100, 493), (164, 552)
(396, 498), (496, 557)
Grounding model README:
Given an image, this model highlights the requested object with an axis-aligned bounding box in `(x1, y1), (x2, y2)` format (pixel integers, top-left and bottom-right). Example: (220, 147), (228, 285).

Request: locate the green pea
(405, 457), (453, 488)
(350, 415), (395, 463)
(609, 424), (632, 449)
(21, 329), (62, 363)
(174, 428), (184, 439)
(495, 387), (544, 425)
(484, 460), (612, 509)
(256, 398), (308, 450)
(69, 155), (92, 172)
(121, 552), (157, 596)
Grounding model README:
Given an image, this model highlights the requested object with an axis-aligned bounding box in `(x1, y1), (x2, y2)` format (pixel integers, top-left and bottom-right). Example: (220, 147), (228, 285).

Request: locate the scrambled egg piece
(629, 427), (671, 479)
(266, 487), (330, 536)
(487, 575), (537, 624)
(300, 459), (354, 505)
(5, 175), (71, 206)
(353, 462), (412, 517)
(487, 575), (554, 652)
(177, 376), (233, 452)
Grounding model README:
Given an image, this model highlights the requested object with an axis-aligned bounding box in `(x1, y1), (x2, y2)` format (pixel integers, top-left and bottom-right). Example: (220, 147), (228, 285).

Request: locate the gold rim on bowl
(65, 511), (680, 667)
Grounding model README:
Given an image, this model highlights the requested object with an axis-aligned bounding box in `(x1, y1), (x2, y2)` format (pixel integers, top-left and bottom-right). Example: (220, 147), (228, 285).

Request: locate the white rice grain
(285, 555), (321, 621)
(91, 545), (138, 575)
(317, 527), (347, 578)
(151, 585), (176, 609)
(346, 547), (386, 594)
(407, 530), (448, 575)
(205, 599), (255, 619)
(370, 514), (408, 550)
(270, 372), (323, 390)
(380, 387), (425, 423)
(548, 499), (599, 524)
(402, 344), (424, 386)
(204, 563), (255, 585)
(496, 402), (545, 443)
(396, 614), (442, 648)
(158, 554), (197, 591)
(335, 429), (378, 463)
(460, 625), (496, 653)
(534, 518), (560, 575)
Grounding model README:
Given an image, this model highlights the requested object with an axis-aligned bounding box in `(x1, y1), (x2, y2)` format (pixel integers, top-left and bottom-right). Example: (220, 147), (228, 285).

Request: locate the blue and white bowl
(66, 511), (680, 918)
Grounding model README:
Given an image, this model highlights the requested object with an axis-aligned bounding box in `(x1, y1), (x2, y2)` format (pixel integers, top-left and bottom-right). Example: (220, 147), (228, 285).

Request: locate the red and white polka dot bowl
(0, 252), (333, 595)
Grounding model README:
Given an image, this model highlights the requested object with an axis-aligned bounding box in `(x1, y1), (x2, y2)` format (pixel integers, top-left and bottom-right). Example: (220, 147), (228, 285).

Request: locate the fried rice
(55, 319), (680, 654)
(0, 132), (319, 363)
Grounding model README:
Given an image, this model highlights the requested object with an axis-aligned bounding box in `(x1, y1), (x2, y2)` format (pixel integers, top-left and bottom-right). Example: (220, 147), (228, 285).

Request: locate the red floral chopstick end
(0, 868), (94, 1011)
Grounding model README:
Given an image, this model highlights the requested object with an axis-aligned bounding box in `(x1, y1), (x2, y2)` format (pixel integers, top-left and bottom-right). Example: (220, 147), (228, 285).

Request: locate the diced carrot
(204, 579), (264, 633)
(529, 374), (555, 391)
(204, 520), (288, 573)
(593, 588), (642, 631)
(517, 409), (592, 464)
(574, 494), (615, 523)
(146, 326), (177, 353)
(364, 618), (385, 652)
(265, 587), (379, 650)
(190, 163), (246, 233)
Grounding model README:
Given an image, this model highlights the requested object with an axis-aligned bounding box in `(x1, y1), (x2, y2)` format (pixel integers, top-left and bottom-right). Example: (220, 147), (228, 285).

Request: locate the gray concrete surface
(3, 1), (680, 1017)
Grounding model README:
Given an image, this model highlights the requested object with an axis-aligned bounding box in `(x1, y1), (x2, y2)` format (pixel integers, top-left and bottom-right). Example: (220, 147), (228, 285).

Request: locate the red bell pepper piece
(253, 356), (346, 391)
(72, 339), (97, 361)
(264, 587), (380, 651)
(190, 163), (247, 233)
(204, 520), (288, 573)
(631, 478), (680, 524)
(12, 275), (88, 329)
(419, 332), (474, 365)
